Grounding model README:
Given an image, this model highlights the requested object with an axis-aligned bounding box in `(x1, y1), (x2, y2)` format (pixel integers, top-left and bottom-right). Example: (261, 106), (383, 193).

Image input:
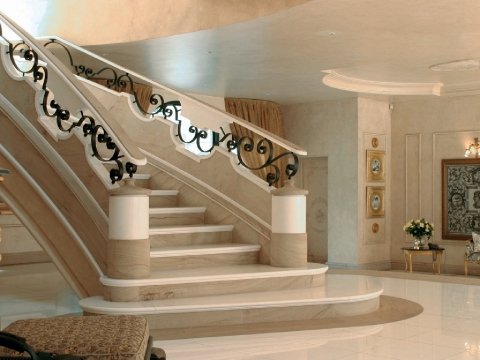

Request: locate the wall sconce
(465, 138), (480, 158)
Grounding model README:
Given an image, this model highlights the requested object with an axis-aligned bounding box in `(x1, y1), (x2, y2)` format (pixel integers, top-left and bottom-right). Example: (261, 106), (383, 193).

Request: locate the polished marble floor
(2, 263), (480, 359)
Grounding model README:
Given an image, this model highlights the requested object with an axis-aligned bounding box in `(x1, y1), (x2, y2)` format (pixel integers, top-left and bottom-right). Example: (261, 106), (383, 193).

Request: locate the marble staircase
(81, 170), (382, 337)
(0, 15), (384, 338)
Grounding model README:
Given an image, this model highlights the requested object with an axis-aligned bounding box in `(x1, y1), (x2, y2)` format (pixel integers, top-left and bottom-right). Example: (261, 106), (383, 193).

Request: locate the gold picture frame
(366, 150), (385, 182)
(367, 186), (385, 218)
(441, 158), (480, 240)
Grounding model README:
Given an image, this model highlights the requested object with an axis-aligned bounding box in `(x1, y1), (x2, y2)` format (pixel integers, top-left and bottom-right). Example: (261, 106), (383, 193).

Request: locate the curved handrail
(41, 36), (306, 155)
(39, 36), (306, 186)
(0, 12), (146, 183)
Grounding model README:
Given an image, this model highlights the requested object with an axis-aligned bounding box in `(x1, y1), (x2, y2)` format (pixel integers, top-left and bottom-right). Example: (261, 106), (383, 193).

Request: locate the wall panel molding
(405, 133), (421, 243)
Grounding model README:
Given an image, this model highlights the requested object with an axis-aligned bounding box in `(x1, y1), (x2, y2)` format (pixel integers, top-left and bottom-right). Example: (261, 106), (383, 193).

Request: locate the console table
(402, 247), (445, 274)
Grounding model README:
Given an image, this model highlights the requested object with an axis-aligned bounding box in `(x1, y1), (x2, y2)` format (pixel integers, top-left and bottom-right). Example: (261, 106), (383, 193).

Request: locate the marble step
(150, 243), (261, 270)
(149, 207), (206, 226)
(129, 173), (151, 188)
(149, 224), (233, 247)
(80, 274), (383, 339)
(149, 190), (178, 207)
(102, 263), (328, 301)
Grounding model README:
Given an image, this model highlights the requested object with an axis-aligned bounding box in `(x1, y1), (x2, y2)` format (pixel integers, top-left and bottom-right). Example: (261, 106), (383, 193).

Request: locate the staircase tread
(131, 173), (151, 180)
(149, 224), (233, 234)
(150, 243), (260, 257)
(100, 263), (328, 286)
(150, 190), (179, 196)
(149, 207), (206, 214)
(80, 274), (383, 314)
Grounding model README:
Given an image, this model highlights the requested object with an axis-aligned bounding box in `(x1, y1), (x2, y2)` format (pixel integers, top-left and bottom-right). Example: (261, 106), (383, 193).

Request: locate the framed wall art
(442, 158), (480, 240)
(366, 150), (385, 182)
(366, 186), (385, 218)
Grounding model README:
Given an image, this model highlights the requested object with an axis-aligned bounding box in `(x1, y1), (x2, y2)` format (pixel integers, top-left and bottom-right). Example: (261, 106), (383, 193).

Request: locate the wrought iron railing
(41, 37), (305, 186)
(0, 14), (145, 184)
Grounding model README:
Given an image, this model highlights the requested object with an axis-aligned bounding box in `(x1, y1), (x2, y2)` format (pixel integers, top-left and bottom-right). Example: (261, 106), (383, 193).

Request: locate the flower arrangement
(403, 218), (434, 240)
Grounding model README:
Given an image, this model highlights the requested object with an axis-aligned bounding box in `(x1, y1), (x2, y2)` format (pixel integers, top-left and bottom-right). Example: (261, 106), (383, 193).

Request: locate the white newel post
(107, 178), (151, 301)
(270, 180), (308, 267)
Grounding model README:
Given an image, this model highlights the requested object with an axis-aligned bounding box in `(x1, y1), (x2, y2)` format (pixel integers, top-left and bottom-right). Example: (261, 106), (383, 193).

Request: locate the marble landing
(6, 263), (480, 359)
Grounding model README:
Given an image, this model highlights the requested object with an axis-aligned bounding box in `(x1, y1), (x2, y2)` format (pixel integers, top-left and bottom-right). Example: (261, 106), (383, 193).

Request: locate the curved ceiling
(0, 0), (310, 45)
(82, 0), (480, 104)
(4, 0), (480, 104)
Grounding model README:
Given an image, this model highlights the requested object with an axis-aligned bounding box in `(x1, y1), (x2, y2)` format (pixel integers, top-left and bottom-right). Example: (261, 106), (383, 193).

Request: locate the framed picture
(366, 186), (385, 217)
(366, 150), (385, 182)
(442, 158), (480, 240)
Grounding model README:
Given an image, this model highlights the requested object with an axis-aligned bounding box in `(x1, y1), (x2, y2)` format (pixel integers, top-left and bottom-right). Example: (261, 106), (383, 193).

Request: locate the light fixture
(465, 138), (480, 158)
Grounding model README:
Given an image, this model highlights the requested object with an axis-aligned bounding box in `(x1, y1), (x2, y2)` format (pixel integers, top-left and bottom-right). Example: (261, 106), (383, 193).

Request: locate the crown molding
(437, 81), (480, 97)
(322, 70), (442, 96)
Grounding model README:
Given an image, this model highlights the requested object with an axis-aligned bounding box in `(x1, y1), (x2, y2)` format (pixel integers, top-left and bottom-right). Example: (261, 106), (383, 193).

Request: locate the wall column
(106, 179), (151, 301)
(270, 180), (308, 267)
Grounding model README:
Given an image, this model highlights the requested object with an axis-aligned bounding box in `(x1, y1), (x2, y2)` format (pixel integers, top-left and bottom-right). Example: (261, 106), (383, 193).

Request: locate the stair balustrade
(40, 37), (306, 187)
(0, 14), (146, 185)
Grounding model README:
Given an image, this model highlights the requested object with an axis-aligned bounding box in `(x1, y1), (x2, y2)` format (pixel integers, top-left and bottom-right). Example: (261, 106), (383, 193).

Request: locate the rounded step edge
(150, 243), (261, 257)
(149, 207), (207, 215)
(131, 173), (151, 180)
(99, 263), (329, 287)
(149, 224), (234, 235)
(80, 274), (383, 315)
(150, 190), (179, 196)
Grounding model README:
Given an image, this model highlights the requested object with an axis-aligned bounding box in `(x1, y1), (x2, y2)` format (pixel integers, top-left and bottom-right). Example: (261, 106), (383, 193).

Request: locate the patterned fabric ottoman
(0, 315), (163, 360)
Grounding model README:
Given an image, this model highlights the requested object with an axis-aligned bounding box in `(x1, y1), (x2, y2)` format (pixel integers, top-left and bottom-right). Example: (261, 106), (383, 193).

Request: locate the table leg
(432, 251), (437, 274)
(404, 252), (408, 271)
(409, 253), (413, 272)
(438, 252), (442, 274)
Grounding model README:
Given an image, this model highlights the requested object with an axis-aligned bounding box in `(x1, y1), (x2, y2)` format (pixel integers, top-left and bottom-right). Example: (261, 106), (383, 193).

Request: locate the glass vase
(413, 236), (426, 249)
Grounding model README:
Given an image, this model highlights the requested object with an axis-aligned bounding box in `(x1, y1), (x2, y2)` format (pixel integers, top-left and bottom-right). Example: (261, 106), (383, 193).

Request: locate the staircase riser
(150, 252), (259, 270)
(137, 273), (324, 300)
(149, 213), (205, 226)
(149, 231), (233, 247)
(131, 179), (150, 188)
(147, 297), (380, 339)
(149, 196), (178, 208)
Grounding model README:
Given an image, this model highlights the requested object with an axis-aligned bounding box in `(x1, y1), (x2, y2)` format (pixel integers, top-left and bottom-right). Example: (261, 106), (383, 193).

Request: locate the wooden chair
(464, 238), (480, 276)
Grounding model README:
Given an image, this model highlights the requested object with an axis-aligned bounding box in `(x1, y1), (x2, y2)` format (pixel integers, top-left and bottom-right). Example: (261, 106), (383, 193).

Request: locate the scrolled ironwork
(171, 110), (298, 186)
(44, 39), (178, 118)
(232, 134), (298, 186)
(0, 23), (38, 75)
(40, 36), (300, 186)
(0, 24), (137, 184)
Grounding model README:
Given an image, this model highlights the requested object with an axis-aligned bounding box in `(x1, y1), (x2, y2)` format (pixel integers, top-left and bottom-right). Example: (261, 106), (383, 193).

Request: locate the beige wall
(282, 98), (359, 266)
(295, 157), (328, 262)
(391, 95), (480, 273)
(0, 214), (49, 265)
(357, 96), (391, 268)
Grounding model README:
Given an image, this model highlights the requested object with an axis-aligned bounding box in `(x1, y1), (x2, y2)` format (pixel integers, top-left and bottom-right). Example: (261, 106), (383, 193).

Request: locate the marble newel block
(108, 179), (151, 285)
(270, 180), (308, 267)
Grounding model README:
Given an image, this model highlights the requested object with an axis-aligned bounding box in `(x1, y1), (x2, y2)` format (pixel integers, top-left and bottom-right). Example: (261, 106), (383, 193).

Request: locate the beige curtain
(225, 98), (288, 187)
(91, 78), (153, 114)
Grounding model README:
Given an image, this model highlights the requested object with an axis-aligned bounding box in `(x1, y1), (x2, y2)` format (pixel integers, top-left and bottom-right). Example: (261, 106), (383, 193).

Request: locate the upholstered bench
(0, 315), (165, 360)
